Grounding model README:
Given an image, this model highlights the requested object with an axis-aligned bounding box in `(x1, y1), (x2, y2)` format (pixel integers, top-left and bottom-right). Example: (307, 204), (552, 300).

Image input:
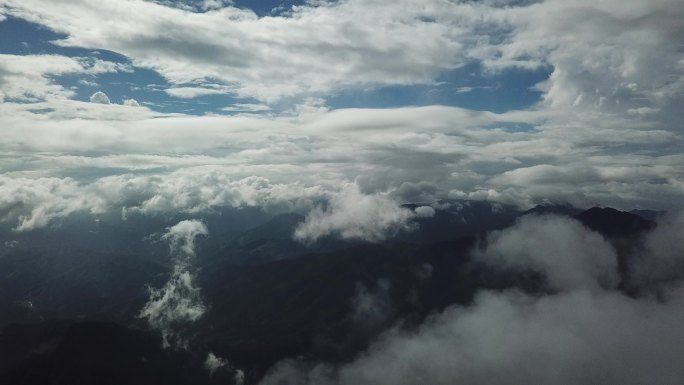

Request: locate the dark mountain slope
(574, 207), (655, 238)
(0, 322), (219, 385)
(521, 203), (583, 217)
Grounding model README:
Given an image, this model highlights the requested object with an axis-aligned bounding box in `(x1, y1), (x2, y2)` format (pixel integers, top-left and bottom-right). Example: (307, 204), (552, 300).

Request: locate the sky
(0, 0), (683, 238)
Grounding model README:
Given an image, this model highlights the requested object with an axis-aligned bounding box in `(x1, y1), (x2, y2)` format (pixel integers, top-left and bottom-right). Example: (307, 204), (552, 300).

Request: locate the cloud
(123, 98), (141, 107)
(630, 212), (684, 287)
(165, 85), (234, 99)
(294, 183), (416, 243)
(161, 219), (208, 256)
(204, 352), (229, 375)
(0, 171), (328, 231)
(487, 0), (684, 131)
(0, 0), (682, 231)
(0, 54), (84, 102)
(78, 57), (134, 74)
(259, 215), (684, 385)
(221, 103), (271, 113)
(204, 352), (246, 384)
(139, 267), (206, 348)
(0, 54), (133, 103)
(261, 287), (684, 385)
(351, 279), (393, 328)
(475, 215), (619, 291)
(0, 0), (473, 102)
(0, 100), (681, 234)
(0, 176), (100, 232)
(414, 206), (436, 218)
(139, 220), (208, 348)
(89, 91), (111, 104)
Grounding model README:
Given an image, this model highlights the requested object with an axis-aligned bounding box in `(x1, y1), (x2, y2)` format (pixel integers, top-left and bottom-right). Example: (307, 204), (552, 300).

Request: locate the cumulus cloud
(0, 172), (329, 231)
(294, 184), (416, 243)
(0, 0), (682, 230)
(414, 206), (436, 218)
(123, 98), (140, 107)
(140, 267), (206, 348)
(630, 212), (684, 287)
(0, 97), (681, 233)
(139, 220), (208, 348)
(204, 352), (227, 375)
(89, 91), (111, 104)
(161, 219), (208, 257)
(259, 215), (684, 385)
(0, 54), (84, 102)
(475, 215), (619, 291)
(205, 352), (245, 384)
(0, 176), (101, 232)
(261, 287), (684, 385)
(0, 0), (471, 102)
(0, 54), (133, 103)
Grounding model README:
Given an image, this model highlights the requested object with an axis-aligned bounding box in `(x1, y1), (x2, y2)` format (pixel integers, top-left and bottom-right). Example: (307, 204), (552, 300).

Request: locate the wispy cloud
(139, 220), (208, 348)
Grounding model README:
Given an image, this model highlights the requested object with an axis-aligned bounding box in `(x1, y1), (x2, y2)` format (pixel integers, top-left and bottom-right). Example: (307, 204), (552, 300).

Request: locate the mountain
(521, 203), (583, 217)
(399, 200), (519, 243)
(0, 322), (219, 385)
(574, 207), (656, 238)
(629, 209), (666, 221)
(0, 202), (667, 384)
(0, 246), (163, 320)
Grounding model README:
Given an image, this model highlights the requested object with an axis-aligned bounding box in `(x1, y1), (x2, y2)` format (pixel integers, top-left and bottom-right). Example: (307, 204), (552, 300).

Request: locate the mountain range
(0, 202), (661, 384)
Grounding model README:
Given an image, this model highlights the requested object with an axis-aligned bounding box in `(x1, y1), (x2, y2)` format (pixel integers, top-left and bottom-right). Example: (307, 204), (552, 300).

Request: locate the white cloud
(78, 78), (99, 87)
(414, 206), (436, 218)
(475, 215), (619, 291)
(221, 103), (271, 112)
(162, 219), (208, 256)
(78, 57), (134, 74)
(0, 54), (134, 103)
(204, 352), (229, 375)
(139, 219), (208, 348)
(0, 100), (682, 234)
(0, 0), (682, 230)
(140, 266), (206, 348)
(165, 85), (234, 99)
(123, 98), (141, 107)
(89, 91), (111, 104)
(0, 171), (328, 231)
(487, 0), (684, 130)
(294, 183), (416, 243)
(0, 0), (473, 102)
(0, 54), (83, 102)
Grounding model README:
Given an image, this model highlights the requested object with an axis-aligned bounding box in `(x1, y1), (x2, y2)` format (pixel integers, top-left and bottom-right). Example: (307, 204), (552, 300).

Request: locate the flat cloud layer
(259, 215), (684, 385)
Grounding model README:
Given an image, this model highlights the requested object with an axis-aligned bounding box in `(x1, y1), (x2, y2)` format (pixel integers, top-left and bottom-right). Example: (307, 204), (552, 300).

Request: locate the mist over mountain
(1, 203), (682, 384)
